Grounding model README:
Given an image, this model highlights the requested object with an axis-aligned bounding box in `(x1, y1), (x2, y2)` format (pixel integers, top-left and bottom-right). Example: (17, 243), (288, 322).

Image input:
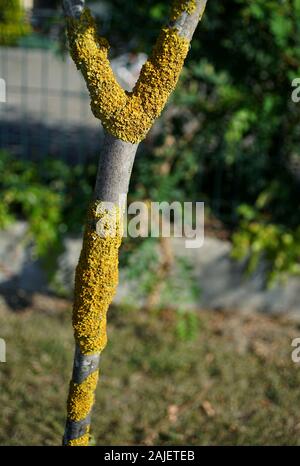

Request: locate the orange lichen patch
(67, 430), (90, 447)
(67, 9), (190, 143)
(170, 0), (197, 21)
(67, 371), (99, 422)
(72, 201), (122, 355)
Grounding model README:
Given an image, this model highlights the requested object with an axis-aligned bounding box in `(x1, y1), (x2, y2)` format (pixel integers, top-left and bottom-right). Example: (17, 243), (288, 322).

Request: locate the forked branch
(63, 0), (207, 143)
(62, 0), (208, 447)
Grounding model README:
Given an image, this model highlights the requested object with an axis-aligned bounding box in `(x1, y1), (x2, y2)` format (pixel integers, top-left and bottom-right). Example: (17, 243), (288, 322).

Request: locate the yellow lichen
(170, 0), (197, 21)
(67, 371), (99, 422)
(67, 430), (90, 447)
(67, 10), (127, 127)
(64, 2), (201, 446)
(67, 8), (190, 143)
(72, 201), (122, 355)
(66, 202), (122, 444)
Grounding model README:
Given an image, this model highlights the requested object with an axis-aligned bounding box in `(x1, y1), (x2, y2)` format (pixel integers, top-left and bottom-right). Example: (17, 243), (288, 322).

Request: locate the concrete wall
(1, 222), (300, 318)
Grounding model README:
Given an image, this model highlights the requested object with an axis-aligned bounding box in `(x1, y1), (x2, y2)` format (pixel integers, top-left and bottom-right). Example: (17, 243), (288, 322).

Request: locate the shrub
(0, 0), (31, 45)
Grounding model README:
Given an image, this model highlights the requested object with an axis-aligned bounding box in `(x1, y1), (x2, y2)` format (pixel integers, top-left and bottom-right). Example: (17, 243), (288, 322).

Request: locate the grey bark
(72, 345), (101, 384)
(94, 134), (138, 203)
(172, 0), (208, 41)
(64, 414), (92, 442)
(63, 132), (138, 446)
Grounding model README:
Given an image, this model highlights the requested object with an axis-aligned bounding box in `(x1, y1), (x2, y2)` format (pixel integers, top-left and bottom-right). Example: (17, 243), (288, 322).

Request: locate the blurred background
(0, 0), (300, 446)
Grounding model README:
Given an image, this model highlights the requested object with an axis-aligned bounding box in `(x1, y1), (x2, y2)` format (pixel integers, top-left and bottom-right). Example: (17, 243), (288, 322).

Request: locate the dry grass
(0, 295), (300, 445)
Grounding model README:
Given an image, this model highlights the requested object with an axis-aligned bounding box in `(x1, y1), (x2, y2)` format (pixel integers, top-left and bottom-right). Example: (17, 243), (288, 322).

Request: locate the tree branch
(62, 0), (85, 19)
(62, 0), (208, 446)
(171, 0), (207, 40)
(64, 0), (208, 143)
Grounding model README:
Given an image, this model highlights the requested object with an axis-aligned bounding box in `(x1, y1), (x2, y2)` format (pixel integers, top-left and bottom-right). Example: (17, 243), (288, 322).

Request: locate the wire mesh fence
(0, 7), (105, 163)
(0, 5), (239, 222)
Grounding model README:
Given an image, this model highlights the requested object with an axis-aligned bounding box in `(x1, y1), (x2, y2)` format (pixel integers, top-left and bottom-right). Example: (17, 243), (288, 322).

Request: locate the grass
(0, 295), (300, 446)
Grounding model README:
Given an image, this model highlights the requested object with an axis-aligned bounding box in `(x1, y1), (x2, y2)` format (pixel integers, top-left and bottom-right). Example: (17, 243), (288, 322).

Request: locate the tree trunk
(62, 0), (207, 446)
(63, 133), (137, 446)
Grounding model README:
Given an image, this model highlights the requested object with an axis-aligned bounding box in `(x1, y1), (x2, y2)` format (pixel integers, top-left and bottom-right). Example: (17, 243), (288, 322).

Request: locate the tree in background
(62, 0), (208, 446)
(0, 0), (31, 45)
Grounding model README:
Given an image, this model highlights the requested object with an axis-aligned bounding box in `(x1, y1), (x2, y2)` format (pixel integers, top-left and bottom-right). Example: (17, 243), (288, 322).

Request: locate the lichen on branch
(68, 432), (90, 446)
(72, 201), (123, 355)
(66, 9), (127, 123)
(64, 201), (123, 446)
(67, 371), (99, 422)
(63, 0), (207, 447)
(66, 7), (191, 143)
(170, 0), (197, 21)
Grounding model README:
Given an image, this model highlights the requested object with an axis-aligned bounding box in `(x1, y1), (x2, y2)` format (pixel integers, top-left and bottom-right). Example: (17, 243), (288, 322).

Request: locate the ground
(0, 294), (300, 446)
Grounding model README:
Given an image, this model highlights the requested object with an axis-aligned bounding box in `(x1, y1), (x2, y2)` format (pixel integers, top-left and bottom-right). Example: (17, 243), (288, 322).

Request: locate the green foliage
(111, 0), (300, 280)
(232, 175), (300, 283)
(0, 151), (62, 257)
(0, 150), (200, 305)
(121, 237), (200, 310)
(0, 0), (31, 45)
(122, 238), (161, 300)
(175, 308), (199, 342)
(232, 206), (300, 286)
(0, 150), (95, 260)
(2, 0), (300, 284)
(100, 0), (169, 54)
